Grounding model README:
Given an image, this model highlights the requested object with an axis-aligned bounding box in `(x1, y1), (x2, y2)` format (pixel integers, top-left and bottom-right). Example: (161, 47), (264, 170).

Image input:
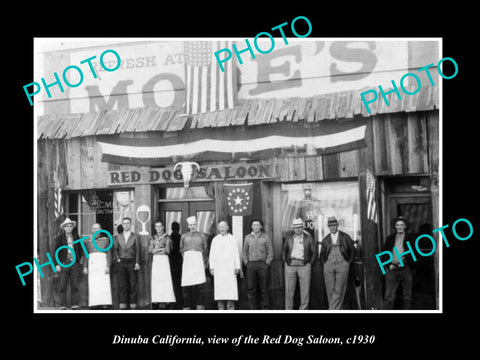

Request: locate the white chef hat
(186, 216), (196, 225)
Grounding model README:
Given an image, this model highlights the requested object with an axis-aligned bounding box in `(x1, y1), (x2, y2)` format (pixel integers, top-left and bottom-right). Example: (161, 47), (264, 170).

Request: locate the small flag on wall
(53, 170), (63, 219)
(223, 183), (253, 217)
(366, 169), (379, 223)
(184, 40), (237, 115)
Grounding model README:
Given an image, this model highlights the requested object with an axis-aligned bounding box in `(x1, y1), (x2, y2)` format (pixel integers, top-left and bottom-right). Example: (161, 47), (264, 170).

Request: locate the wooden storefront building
(36, 40), (440, 310)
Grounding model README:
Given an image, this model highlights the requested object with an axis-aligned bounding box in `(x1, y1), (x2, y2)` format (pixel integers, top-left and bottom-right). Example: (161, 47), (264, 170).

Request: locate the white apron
(209, 234), (239, 300)
(181, 250), (206, 286)
(151, 254), (176, 303)
(88, 252), (112, 306)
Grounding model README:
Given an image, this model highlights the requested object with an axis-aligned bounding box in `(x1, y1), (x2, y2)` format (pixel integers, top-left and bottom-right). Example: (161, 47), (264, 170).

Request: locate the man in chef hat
(180, 216), (208, 310)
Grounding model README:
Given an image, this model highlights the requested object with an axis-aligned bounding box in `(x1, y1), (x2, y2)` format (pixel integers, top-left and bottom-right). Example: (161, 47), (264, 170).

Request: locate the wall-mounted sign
(108, 162), (275, 186)
(38, 40), (439, 116)
(136, 204), (151, 235)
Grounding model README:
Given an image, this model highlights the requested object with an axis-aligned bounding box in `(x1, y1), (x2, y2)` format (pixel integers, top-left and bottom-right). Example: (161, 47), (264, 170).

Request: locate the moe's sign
(108, 163), (275, 186)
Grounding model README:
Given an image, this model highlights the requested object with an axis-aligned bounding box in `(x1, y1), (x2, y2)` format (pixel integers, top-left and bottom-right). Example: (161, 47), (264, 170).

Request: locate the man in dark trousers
(54, 218), (84, 310)
(382, 216), (415, 310)
(242, 218), (273, 310)
(320, 216), (355, 310)
(113, 217), (141, 310)
(169, 221), (183, 309)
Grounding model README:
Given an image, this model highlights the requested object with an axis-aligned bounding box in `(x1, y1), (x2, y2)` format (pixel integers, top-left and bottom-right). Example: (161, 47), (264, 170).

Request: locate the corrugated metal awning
(37, 85), (439, 139)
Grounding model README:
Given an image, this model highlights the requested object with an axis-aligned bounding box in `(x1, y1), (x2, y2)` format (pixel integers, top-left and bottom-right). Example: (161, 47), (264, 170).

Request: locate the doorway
(157, 185), (217, 309)
(382, 176), (436, 309)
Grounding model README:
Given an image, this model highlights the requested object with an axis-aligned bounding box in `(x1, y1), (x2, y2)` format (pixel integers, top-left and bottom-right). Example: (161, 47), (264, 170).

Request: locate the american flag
(224, 183), (253, 216)
(53, 171), (63, 219)
(184, 41), (237, 115)
(366, 169), (378, 223)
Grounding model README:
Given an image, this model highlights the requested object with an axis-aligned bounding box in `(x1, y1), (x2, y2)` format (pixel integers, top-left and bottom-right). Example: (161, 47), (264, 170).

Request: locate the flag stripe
(366, 169), (378, 223)
(184, 41), (237, 115)
(99, 125), (366, 159)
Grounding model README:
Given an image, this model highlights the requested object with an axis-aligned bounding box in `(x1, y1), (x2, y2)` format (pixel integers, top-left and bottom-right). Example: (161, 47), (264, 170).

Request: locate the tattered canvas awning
(37, 86), (438, 165)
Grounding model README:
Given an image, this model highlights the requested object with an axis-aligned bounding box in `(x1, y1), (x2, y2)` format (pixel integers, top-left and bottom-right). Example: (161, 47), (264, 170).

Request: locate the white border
(33, 37), (443, 314)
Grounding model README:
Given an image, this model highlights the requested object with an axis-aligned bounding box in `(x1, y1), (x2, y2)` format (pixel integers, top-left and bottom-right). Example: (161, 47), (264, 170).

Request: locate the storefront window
(280, 181), (361, 248)
(66, 189), (133, 236)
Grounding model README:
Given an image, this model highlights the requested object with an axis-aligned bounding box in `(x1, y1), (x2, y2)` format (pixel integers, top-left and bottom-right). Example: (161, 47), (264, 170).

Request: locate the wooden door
(158, 200), (216, 309)
(386, 194), (436, 309)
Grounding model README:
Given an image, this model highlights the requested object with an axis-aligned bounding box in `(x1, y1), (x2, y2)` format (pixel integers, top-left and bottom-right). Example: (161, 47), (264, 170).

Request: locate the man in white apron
(180, 216), (208, 310)
(209, 221), (240, 310)
(83, 223), (113, 309)
(148, 221), (176, 309)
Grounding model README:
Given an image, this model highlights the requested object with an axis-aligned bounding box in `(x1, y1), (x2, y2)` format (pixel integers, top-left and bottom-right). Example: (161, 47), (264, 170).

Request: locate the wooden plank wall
(37, 110), (439, 309)
(270, 111), (438, 309)
(372, 112), (430, 176)
(426, 111), (440, 309)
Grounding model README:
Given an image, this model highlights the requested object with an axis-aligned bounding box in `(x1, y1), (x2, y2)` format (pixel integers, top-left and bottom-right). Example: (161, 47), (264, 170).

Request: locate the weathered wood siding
(37, 110), (439, 309)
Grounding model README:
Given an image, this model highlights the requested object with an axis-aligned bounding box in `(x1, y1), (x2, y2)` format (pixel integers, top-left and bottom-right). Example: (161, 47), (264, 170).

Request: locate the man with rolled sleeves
(282, 218), (316, 310)
(242, 218), (273, 310)
(320, 216), (355, 310)
(112, 217), (141, 310)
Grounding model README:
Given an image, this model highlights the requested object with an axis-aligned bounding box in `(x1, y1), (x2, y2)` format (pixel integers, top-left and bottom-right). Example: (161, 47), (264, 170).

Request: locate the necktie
(67, 236), (73, 262)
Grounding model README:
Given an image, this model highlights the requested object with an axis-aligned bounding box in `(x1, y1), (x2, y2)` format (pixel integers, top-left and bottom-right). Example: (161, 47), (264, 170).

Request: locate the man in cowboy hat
(282, 218), (316, 310)
(54, 217), (83, 310)
(381, 216), (415, 310)
(320, 216), (355, 310)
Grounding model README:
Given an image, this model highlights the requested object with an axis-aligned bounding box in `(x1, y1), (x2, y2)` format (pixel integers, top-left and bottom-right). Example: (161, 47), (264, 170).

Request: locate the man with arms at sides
(112, 217), (141, 310)
(320, 216), (355, 310)
(83, 223), (113, 309)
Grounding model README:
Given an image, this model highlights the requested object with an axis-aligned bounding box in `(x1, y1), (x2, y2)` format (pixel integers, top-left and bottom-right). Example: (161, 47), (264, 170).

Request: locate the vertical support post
(232, 216), (244, 263)
(358, 117), (384, 309)
(133, 184), (152, 309)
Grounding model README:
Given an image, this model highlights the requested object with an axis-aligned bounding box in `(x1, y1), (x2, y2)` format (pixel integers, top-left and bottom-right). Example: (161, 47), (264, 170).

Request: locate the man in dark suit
(381, 216), (415, 310)
(113, 217), (141, 309)
(320, 216), (355, 310)
(282, 218), (316, 310)
(54, 217), (84, 310)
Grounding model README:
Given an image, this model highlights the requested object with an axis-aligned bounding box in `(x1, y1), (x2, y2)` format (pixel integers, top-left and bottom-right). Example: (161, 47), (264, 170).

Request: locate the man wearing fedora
(282, 218), (316, 310)
(320, 216), (355, 310)
(54, 218), (83, 310)
(381, 216), (415, 310)
(112, 217), (141, 310)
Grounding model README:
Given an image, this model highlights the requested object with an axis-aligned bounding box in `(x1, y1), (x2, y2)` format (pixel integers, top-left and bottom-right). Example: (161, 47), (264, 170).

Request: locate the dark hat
(392, 216), (408, 228)
(327, 216), (338, 226)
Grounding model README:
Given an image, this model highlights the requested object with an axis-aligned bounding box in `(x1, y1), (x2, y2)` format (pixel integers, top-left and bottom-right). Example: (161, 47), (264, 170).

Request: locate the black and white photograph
(33, 37), (442, 312)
